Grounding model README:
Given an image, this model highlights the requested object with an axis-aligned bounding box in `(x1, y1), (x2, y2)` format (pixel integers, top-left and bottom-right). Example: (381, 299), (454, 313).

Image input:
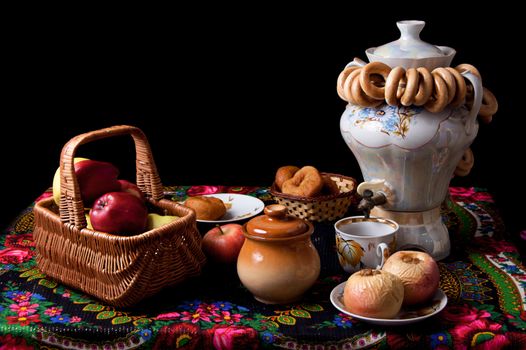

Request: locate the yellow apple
(147, 213), (180, 230)
(85, 213), (93, 230)
(52, 157), (89, 205)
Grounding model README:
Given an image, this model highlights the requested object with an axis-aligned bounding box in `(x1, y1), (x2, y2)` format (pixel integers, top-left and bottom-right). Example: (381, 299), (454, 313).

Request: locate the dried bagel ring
(337, 66), (361, 102)
(360, 62), (391, 100)
(396, 76), (407, 100)
(445, 67), (466, 107)
(413, 67), (433, 106)
(454, 148), (474, 177)
(433, 68), (457, 105)
(352, 71), (382, 107)
(385, 66), (406, 106)
(401, 68), (420, 106)
(342, 69), (361, 104)
(281, 166), (324, 197)
(275, 165), (300, 191)
(425, 72), (449, 113)
(478, 88), (498, 123)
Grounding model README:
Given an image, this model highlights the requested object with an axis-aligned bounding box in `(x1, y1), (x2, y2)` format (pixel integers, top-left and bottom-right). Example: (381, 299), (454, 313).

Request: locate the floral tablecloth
(1, 186), (525, 349)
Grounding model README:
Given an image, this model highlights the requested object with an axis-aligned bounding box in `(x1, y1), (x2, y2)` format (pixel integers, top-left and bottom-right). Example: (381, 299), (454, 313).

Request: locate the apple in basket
(118, 179), (145, 201)
(90, 192), (148, 235)
(53, 159), (121, 206)
(52, 157), (88, 205)
(202, 224), (245, 264)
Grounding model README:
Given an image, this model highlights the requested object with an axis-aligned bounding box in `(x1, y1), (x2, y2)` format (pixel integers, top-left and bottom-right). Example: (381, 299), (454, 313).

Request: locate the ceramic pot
(237, 204), (320, 304)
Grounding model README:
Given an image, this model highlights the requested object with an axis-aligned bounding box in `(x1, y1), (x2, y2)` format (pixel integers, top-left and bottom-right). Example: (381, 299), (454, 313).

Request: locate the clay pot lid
(245, 204), (310, 239)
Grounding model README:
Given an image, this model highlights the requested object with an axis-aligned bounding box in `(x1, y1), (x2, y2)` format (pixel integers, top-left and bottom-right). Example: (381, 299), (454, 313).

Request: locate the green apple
(52, 157), (89, 205)
(147, 213), (180, 230)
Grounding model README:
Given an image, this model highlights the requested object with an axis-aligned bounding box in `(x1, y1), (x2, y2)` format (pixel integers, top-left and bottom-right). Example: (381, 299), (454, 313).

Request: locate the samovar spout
(357, 189), (387, 218)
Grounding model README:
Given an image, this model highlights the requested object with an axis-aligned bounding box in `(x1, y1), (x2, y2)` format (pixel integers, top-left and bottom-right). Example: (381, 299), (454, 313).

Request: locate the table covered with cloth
(0, 186), (525, 349)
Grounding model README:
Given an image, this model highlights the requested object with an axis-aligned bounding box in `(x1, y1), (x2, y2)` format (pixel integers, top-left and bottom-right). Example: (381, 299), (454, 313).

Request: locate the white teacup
(334, 216), (398, 274)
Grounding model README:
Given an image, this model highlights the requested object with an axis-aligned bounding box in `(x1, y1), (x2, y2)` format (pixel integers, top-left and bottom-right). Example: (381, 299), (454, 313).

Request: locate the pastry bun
(185, 196), (227, 220)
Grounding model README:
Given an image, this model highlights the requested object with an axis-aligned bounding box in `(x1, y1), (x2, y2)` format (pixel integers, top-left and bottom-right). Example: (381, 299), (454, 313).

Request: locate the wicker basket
(33, 125), (206, 307)
(270, 173), (357, 222)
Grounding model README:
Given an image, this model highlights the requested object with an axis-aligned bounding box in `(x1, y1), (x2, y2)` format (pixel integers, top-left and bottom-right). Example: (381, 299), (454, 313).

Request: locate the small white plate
(330, 281), (447, 326)
(192, 193), (265, 223)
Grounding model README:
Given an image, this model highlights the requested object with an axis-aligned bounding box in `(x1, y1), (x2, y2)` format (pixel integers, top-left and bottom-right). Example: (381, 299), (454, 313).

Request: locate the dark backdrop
(2, 7), (524, 242)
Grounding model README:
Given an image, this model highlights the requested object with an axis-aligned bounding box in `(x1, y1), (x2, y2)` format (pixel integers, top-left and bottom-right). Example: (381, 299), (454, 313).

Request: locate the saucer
(193, 193), (264, 223)
(329, 281), (447, 326)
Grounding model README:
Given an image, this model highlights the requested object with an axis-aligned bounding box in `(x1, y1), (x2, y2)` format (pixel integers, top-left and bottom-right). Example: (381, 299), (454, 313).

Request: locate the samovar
(338, 20), (497, 260)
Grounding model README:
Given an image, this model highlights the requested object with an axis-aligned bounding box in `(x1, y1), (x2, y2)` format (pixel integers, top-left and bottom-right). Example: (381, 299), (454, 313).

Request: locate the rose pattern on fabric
(449, 187), (495, 203)
(441, 304), (491, 324)
(0, 248), (33, 264)
(0, 186), (524, 349)
(4, 234), (34, 249)
(187, 185), (226, 196)
(450, 319), (510, 349)
(212, 325), (259, 350)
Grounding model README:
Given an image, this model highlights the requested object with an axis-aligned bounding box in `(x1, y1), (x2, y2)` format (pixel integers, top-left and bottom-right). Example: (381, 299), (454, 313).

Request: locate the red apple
(89, 192), (148, 235)
(382, 250), (440, 305)
(118, 179), (145, 201)
(74, 160), (120, 206)
(202, 224), (245, 264)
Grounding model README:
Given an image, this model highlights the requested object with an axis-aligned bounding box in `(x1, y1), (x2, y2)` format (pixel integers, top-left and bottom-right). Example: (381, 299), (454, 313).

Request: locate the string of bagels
(337, 59), (498, 176)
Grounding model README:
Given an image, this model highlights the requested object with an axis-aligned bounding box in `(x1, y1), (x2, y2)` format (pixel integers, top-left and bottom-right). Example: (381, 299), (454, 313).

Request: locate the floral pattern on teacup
(336, 235), (364, 271)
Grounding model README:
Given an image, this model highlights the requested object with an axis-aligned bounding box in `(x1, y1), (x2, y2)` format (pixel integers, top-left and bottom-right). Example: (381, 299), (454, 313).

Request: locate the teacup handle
(376, 243), (390, 269)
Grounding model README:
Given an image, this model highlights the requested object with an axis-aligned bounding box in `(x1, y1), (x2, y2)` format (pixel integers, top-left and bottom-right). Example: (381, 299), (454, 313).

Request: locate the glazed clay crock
(237, 204), (320, 304)
(339, 20), (483, 260)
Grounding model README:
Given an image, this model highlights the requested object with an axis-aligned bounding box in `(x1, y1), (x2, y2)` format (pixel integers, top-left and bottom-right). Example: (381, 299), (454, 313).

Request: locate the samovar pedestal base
(371, 206), (450, 261)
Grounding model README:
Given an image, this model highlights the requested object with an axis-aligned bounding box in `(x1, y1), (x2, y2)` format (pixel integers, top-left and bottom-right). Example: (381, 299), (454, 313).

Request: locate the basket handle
(58, 125), (163, 228)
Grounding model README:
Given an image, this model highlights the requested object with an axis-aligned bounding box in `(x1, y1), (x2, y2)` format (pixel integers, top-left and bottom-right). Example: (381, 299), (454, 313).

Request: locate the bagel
(185, 196), (226, 220)
(360, 61), (390, 100)
(454, 148), (474, 177)
(281, 166), (324, 197)
(337, 61), (497, 117)
(275, 165), (300, 190)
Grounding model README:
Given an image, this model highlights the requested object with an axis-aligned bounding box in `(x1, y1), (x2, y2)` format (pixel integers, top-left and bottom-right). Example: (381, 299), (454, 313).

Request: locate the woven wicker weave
(33, 125), (206, 307)
(270, 173), (357, 222)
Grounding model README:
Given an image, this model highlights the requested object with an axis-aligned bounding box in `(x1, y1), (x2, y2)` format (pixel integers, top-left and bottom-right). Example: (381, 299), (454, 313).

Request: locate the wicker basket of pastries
(33, 125), (206, 307)
(269, 165), (357, 222)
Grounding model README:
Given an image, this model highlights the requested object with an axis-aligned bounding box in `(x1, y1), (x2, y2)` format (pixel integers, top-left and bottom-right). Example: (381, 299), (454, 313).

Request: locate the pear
(147, 213), (180, 230)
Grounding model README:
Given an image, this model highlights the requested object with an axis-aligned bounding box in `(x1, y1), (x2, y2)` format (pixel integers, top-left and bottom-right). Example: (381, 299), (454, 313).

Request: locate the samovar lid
(365, 20), (456, 69)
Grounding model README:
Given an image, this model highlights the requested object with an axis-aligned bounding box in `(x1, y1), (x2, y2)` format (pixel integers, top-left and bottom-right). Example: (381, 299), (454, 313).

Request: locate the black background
(2, 7), (524, 245)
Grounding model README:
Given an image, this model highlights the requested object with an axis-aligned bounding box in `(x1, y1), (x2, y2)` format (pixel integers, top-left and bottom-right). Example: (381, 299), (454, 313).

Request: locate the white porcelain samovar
(338, 20), (496, 260)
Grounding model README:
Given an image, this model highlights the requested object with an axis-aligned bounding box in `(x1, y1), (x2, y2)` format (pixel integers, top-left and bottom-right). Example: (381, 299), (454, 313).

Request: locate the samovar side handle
(346, 57), (367, 68)
(459, 69), (483, 135)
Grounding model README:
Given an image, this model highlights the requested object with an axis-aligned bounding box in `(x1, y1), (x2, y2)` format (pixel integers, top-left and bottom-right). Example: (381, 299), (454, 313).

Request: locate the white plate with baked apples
(330, 281), (447, 326)
(184, 193), (265, 223)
